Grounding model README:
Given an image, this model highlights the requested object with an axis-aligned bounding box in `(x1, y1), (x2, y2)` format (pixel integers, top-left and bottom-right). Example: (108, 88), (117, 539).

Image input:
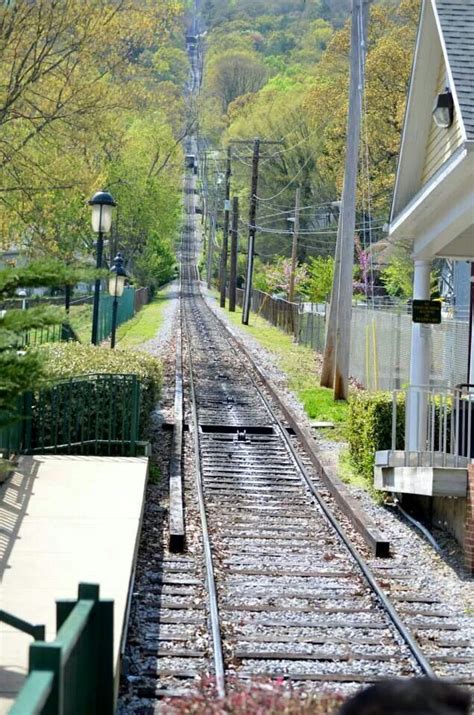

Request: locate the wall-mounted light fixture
(433, 88), (454, 129)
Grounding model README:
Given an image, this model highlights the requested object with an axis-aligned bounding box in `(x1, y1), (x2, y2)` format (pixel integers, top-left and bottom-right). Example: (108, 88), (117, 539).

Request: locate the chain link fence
(300, 305), (469, 391)
(236, 287), (469, 392)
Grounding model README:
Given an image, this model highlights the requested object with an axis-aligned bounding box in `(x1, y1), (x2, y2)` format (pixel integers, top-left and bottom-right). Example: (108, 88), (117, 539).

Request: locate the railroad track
(117, 29), (472, 714)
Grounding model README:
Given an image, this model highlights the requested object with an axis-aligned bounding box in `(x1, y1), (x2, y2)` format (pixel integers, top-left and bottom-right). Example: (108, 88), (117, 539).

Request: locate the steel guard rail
(10, 583), (114, 715)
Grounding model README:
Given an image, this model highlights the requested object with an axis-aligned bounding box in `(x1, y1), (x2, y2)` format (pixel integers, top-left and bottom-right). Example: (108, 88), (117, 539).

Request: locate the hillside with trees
(0, 0), (189, 291)
(198, 0), (421, 298)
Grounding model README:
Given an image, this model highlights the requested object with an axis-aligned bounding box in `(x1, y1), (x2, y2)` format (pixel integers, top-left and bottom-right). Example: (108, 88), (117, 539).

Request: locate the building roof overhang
(390, 0), (472, 227)
(389, 143), (474, 259)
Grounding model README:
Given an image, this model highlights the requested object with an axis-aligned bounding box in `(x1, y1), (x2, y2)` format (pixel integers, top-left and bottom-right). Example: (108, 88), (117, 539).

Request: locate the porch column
(407, 259), (432, 452)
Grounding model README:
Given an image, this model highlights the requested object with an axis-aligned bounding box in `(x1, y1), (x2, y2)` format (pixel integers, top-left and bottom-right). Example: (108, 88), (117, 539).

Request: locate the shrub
(162, 678), (344, 714)
(347, 391), (405, 485)
(38, 342), (162, 433)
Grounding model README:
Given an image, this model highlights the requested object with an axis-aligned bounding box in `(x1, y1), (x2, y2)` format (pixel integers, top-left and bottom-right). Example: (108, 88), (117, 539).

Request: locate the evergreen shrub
(348, 391), (405, 485)
(39, 342), (162, 430)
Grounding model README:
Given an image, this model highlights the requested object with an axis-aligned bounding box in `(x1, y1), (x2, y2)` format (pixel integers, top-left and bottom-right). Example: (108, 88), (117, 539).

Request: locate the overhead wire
(255, 155), (313, 202)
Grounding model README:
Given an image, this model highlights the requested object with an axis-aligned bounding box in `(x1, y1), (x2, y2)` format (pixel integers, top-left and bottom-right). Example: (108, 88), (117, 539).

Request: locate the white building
(375, 0), (474, 572)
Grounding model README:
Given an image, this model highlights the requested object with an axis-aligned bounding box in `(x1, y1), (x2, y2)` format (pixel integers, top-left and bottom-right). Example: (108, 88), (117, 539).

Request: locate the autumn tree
(0, 0), (186, 274)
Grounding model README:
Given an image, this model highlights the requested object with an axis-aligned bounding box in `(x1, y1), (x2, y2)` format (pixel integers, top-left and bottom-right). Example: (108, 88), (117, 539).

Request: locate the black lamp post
(109, 252), (127, 349)
(88, 190), (116, 345)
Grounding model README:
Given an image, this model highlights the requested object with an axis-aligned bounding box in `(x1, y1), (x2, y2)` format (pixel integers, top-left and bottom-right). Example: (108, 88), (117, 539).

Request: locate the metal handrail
(391, 384), (473, 466)
(10, 671), (54, 714)
(0, 610), (45, 641)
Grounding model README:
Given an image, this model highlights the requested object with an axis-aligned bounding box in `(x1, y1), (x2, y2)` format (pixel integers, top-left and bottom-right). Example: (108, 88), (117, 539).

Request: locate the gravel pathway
(139, 281), (180, 357)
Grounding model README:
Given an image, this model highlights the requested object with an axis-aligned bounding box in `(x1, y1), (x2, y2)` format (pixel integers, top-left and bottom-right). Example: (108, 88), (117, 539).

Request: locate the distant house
(375, 0), (474, 572)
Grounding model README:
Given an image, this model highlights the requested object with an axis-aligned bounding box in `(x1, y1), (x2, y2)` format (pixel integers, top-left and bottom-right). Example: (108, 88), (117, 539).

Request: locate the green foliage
(303, 256), (335, 302)
(153, 46), (189, 86)
(204, 49), (269, 113)
(39, 342), (162, 427)
(201, 0), (419, 276)
(0, 261), (98, 296)
(0, 260), (93, 432)
(253, 256), (307, 296)
(380, 244), (439, 300)
(347, 391), (405, 486)
(148, 463), (162, 485)
(300, 386), (348, 424)
(133, 243), (176, 292)
(380, 253), (413, 299)
(0, 0), (185, 280)
(116, 290), (175, 348)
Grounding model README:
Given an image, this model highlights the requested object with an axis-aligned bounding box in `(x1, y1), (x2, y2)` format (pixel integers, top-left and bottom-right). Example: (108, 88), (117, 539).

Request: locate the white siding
(421, 56), (464, 186)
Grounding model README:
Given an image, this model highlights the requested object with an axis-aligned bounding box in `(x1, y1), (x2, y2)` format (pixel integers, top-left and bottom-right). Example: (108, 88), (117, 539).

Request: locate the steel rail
(181, 237), (226, 697)
(198, 293), (436, 680)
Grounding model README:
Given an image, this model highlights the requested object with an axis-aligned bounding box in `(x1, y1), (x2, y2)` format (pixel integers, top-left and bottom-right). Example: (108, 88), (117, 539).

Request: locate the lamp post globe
(88, 190), (116, 234)
(109, 252), (127, 298)
(88, 190), (116, 345)
(109, 252), (128, 349)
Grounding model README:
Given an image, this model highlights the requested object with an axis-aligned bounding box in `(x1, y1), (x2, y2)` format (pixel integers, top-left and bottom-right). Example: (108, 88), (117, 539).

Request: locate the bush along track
(39, 342), (162, 432)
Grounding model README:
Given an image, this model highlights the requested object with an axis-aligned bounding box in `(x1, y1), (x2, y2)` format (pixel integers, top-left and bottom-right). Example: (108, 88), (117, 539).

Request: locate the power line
(255, 155), (313, 202)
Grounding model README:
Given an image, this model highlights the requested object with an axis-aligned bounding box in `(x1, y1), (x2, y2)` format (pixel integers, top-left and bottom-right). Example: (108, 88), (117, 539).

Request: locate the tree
(0, 260), (92, 434)
(303, 255), (335, 302)
(254, 256), (308, 297)
(204, 50), (269, 112)
(0, 0), (186, 266)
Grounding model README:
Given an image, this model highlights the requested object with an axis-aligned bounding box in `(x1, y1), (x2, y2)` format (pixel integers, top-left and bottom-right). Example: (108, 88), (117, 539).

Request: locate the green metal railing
(0, 405), (24, 456)
(0, 610), (45, 642)
(21, 322), (78, 347)
(97, 287), (135, 343)
(0, 374), (141, 458)
(29, 374), (141, 456)
(10, 583), (114, 715)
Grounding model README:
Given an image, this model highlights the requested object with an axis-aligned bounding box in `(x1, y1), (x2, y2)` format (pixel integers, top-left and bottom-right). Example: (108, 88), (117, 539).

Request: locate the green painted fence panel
(97, 287), (135, 343)
(1, 375), (141, 458)
(28, 374), (141, 457)
(10, 583), (114, 715)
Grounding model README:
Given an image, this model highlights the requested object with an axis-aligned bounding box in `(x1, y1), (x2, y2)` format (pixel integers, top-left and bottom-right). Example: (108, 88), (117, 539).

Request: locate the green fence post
(56, 583), (114, 715)
(96, 597), (114, 714)
(23, 391), (33, 453)
(129, 377), (140, 456)
(28, 642), (62, 714)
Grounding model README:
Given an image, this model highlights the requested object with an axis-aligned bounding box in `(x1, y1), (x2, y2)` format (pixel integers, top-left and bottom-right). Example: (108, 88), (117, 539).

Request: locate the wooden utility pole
(228, 137), (284, 325)
(229, 197), (239, 312)
(242, 138), (261, 325)
(219, 145), (232, 307)
(288, 187), (301, 303)
(207, 213), (215, 289)
(320, 212), (342, 388)
(320, 0), (370, 400)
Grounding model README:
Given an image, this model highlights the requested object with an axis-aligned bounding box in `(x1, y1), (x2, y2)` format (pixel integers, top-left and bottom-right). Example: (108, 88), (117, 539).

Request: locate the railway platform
(0, 454), (148, 712)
